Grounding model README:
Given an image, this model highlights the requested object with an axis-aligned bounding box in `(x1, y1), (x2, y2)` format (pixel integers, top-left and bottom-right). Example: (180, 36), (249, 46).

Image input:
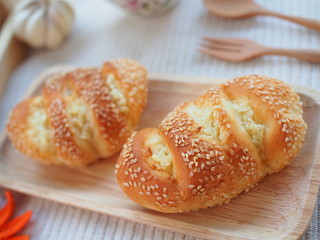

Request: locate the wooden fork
(199, 37), (320, 63)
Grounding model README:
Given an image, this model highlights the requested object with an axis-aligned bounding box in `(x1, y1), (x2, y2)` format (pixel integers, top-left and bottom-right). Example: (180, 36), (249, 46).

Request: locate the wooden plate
(1, 68), (320, 240)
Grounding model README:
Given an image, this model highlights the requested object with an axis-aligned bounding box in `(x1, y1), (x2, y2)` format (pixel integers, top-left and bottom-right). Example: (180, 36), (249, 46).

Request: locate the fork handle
(261, 47), (320, 63)
(259, 9), (320, 32)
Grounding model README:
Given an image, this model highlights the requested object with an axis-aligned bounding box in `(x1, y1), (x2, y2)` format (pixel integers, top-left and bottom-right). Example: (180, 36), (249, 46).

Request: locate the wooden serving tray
(1, 69), (320, 240)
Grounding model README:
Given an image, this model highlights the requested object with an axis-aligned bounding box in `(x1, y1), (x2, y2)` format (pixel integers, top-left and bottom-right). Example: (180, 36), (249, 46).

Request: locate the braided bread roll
(116, 75), (307, 213)
(7, 59), (148, 167)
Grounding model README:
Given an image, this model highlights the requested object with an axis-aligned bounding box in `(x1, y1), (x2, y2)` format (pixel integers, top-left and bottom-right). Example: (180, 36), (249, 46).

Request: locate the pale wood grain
(0, 67), (319, 240)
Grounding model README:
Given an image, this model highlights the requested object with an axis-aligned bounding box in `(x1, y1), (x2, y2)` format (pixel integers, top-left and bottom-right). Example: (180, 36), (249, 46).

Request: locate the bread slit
(221, 96), (265, 158)
(104, 73), (129, 115)
(146, 131), (174, 175)
(27, 97), (57, 159)
(184, 103), (222, 143)
(65, 96), (99, 155)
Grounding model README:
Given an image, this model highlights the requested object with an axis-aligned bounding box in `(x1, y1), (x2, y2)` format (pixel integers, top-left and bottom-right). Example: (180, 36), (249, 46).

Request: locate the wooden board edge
(288, 140), (320, 239)
(0, 175), (239, 240)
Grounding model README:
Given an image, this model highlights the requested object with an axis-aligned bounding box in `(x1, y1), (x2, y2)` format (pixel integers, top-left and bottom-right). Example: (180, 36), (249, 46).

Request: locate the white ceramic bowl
(108, 0), (180, 17)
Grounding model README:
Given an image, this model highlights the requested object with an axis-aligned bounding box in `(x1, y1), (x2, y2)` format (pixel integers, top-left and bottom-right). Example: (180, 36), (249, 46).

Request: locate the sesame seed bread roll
(7, 59), (148, 167)
(116, 75), (307, 213)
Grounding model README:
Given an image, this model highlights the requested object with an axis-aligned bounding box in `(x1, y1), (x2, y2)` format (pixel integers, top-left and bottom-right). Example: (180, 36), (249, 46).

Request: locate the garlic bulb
(12, 0), (74, 49)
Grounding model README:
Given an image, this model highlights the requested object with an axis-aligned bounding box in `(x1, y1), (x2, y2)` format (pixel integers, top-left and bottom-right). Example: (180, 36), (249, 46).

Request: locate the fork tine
(200, 43), (240, 53)
(202, 37), (244, 47)
(198, 48), (242, 62)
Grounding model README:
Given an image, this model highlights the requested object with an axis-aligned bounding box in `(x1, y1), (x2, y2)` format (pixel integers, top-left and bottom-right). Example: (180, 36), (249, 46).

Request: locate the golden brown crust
(7, 98), (53, 163)
(7, 59), (148, 167)
(116, 75), (307, 213)
(107, 59), (149, 127)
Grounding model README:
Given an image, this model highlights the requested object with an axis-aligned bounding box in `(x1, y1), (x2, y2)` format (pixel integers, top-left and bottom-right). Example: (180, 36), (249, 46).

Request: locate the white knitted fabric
(0, 0), (319, 239)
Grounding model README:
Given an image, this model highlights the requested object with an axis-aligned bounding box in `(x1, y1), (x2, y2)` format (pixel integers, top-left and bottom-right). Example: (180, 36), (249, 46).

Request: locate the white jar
(108, 0), (180, 17)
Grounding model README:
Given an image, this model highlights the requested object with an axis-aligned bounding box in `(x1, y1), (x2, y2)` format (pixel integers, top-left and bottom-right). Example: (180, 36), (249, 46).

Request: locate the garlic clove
(46, 21), (64, 48)
(23, 9), (46, 48)
(51, 3), (74, 36)
(12, 9), (31, 39)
